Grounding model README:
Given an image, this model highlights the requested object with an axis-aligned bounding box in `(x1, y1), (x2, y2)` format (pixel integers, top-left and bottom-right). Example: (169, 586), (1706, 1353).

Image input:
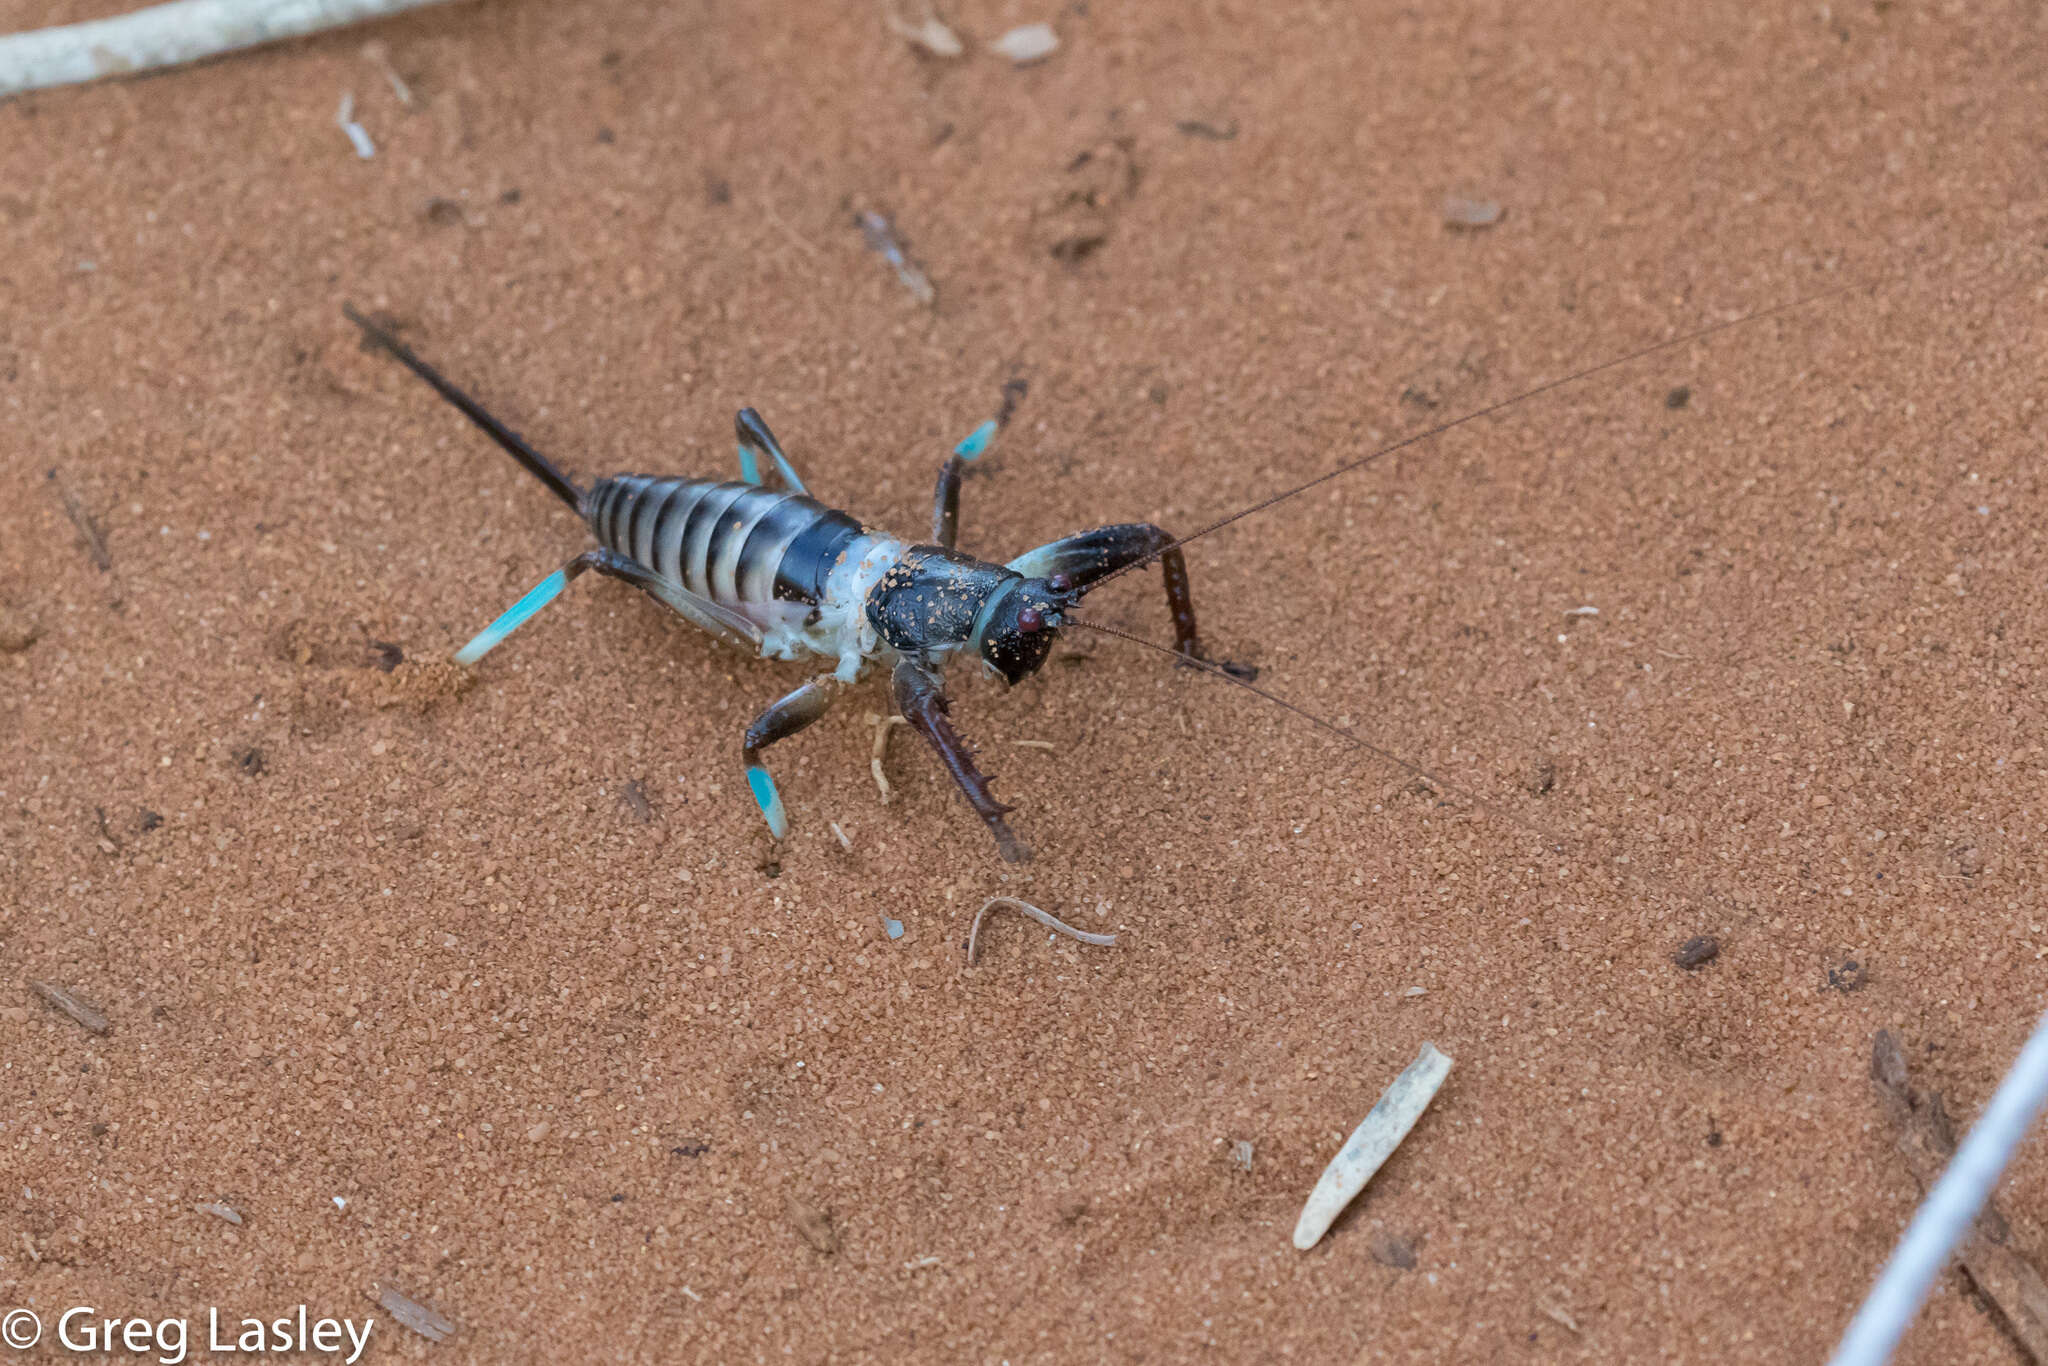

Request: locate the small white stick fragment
(194, 1201), (243, 1225)
(1292, 1042), (1454, 1251)
(990, 22), (1058, 65)
(885, 3), (963, 58)
(374, 1284), (456, 1343)
(335, 90), (375, 158)
(0, 0), (460, 99)
(967, 896), (1115, 965)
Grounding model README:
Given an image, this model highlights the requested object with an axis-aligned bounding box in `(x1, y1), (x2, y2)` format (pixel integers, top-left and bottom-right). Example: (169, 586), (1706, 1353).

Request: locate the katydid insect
(344, 306), (1253, 863)
(342, 284), (1844, 863)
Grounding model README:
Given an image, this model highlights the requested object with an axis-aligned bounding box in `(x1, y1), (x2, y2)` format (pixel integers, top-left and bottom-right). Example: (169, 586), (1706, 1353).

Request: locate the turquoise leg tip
(746, 765), (789, 838)
(737, 444), (762, 485)
(954, 419), (998, 460)
(454, 568), (570, 666)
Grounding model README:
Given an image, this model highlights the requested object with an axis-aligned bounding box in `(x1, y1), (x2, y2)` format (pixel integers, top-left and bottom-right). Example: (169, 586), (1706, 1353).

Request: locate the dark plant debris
(1673, 935), (1719, 971)
(30, 980), (110, 1035)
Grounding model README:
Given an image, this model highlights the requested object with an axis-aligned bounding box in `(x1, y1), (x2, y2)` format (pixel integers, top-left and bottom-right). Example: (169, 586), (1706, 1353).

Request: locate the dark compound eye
(1017, 607), (1045, 633)
(1048, 573), (1074, 593)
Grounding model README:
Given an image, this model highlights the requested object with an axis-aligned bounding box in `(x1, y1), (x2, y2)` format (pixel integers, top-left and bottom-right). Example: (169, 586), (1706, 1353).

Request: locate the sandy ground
(3, 1), (2045, 1361)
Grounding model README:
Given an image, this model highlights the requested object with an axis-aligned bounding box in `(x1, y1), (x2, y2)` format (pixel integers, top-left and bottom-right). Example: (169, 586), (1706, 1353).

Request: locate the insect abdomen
(585, 476), (863, 609)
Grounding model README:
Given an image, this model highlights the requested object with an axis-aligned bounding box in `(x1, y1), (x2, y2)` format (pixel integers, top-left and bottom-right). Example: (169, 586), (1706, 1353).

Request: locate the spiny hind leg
(735, 408), (807, 491)
(742, 675), (843, 839)
(1006, 524), (1256, 678)
(455, 548), (761, 666)
(893, 658), (1029, 863)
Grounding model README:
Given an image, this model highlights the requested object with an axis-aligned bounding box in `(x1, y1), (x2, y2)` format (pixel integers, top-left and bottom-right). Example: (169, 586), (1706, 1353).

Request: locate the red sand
(3, 1), (2044, 1361)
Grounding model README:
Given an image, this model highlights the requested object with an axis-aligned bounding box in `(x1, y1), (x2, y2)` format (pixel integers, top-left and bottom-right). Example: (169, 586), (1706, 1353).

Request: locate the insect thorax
(865, 547), (1018, 656)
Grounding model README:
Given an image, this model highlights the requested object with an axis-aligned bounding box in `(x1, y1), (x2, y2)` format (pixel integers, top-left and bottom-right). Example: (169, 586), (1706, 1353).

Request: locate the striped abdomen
(583, 476), (864, 610)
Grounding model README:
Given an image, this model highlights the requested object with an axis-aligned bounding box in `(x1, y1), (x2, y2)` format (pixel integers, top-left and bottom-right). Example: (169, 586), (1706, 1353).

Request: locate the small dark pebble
(1707, 1128), (1723, 1147)
(1827, 959), (1867, 993)
(500, 187), (522, 204)
(671, 1140), (711, 1158)
(234, 747), (266, 776)
(1368, 1231), (1419, 1270)
(601, 49), (622, 68)
(996, 377), (1030, 427)
(368, 640), (403, 672)
(1673, 935), (1719, 970)
(621, 779), (653, 824)
(596, 126), (615, 144)
(1050, 233), (1107, 265)
(1175, 117), (1239, 141)
(1147, 382), (1170, 405)
(139, 809), (162, 832)
(423, 197), (464, 226)
(705, 178), (732, 206)
(610, 1193), (625, 1203)
(1666, 386), (1692, 409)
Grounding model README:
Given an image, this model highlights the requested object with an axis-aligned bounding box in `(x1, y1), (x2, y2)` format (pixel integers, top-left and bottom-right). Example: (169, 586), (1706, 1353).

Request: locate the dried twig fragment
(0, 0), (462, 99)
(375, 1284), (456, 1343)
(1867, 1028), (2048, 1363)
(48, 471), (111, 570)
(869, 713), (905, 802)
(785, 1192), (839, 1254)
(1293, 1043), (1454, 1250)
(966, 897), (1116, 966)
(29, 980), (109, 1034)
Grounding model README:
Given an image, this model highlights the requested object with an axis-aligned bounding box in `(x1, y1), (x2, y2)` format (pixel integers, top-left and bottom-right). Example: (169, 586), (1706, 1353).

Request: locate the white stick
(1828, 1007), (2048, 1366)
(0, 0), (461, 98)
(1293, 1041), (1454, 1250)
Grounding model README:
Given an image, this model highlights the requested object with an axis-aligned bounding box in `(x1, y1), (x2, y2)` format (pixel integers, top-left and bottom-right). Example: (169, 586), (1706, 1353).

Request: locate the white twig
(966, 896), (1116, 966)
(1293, 1042), (1455, 1250)
(1828, 1007), (2048, 1366)
(0, 0), (461, 99)
(334, 89), (373, 157)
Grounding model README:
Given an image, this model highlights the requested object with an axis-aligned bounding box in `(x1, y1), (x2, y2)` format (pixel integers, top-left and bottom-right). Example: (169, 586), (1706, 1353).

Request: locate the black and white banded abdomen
(583, 475), (903, 672)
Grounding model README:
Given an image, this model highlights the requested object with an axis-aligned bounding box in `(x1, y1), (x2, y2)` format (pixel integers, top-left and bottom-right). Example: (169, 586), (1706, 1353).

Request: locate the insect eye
(1048, 573), (1074, 593)
(1017, 607), (1045, 633)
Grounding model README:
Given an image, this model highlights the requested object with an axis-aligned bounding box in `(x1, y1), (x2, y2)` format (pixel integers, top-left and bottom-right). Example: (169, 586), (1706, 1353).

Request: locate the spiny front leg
(1007, 523), (1257, 678)
(741, 675), (843, 839)
(892, 658), (1029, 863)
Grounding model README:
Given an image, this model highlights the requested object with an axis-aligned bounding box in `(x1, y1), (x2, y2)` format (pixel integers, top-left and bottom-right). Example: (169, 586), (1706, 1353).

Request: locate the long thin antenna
(1090, 276), (1868, 593)
(1067, 618), (1569, 853)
